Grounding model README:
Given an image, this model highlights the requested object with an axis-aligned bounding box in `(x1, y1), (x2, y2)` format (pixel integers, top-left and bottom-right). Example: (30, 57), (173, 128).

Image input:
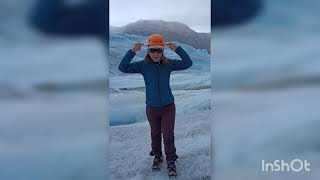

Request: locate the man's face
(148, 48), (163, 62)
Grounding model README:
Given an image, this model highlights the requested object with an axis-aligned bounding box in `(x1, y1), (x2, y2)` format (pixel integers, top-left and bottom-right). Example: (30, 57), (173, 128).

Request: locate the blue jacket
(118, 46), (193, 107)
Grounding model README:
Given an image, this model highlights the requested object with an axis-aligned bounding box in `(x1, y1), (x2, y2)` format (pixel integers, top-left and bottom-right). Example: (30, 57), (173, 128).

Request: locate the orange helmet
(145, 34), (165, 48)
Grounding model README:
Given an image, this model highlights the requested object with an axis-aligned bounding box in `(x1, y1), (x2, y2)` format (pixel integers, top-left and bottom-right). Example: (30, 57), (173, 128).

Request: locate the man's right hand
(132, 42), (142, 53)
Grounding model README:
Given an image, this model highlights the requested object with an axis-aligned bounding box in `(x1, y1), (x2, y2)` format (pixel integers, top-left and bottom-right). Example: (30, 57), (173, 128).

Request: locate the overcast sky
(110, 0), (211, 33)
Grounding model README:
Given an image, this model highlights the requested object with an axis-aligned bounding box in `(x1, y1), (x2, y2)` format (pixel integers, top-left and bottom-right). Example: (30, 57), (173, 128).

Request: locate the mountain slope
(110, 20), (210, 53)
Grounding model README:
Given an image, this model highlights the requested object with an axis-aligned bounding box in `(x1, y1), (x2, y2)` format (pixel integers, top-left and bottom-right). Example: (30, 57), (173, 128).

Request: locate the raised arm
(118, 50), (143, 74)
(168, 45), (193, 71)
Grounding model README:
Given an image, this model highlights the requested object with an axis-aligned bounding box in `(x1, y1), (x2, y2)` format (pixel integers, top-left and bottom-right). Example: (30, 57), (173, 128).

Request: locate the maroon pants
(146, 103), (177, 162)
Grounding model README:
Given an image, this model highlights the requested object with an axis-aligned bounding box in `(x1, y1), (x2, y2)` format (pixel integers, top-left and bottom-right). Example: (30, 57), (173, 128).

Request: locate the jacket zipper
(157, 63), (162, 105)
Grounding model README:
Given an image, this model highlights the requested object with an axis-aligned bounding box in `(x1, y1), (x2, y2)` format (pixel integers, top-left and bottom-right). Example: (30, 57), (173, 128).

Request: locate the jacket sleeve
(169, 46), (193, 71)
(118, 49), (143, 74)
